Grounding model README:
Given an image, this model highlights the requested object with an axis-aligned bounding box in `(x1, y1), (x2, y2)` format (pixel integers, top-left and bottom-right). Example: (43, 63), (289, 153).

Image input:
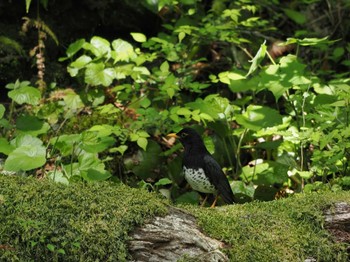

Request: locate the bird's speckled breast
(183, 166), (216, 193)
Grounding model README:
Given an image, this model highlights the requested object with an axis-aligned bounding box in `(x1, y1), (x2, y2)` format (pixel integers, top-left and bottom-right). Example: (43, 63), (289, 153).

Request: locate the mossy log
(1, 175), (350, 261)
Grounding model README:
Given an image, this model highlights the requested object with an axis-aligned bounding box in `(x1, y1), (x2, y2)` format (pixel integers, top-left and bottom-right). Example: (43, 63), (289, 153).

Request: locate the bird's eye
(181, 132), (188, 138)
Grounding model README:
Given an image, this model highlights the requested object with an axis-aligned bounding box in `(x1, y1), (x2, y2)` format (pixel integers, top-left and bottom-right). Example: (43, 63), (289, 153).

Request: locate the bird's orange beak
(166, 133), (179, 139)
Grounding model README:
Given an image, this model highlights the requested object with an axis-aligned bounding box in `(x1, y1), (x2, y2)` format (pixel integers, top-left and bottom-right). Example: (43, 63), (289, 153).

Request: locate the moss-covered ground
(1, 175), (349, 261)
(187, 192), (350, 261)
(0, 175), (167, 261)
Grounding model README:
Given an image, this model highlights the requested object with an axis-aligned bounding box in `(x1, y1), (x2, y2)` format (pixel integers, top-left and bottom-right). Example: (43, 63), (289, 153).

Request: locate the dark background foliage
(1, 0), (350, 204)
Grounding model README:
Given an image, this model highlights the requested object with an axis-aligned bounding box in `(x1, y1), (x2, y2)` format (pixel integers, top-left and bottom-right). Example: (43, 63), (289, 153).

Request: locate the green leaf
(0, 104), (5, 119)
(85, 63), (116, 87)
(47, 170), (69, 184)
(51, 134), (81, 156)
(140, 98), (151, 108)
(231, 181), (255, 202)
(178, 32), (186, 43)
(61, 39), (86, 60)
(109, 145), (128, 155)
(137, 137), (148, 151)
(84, 168), (112, 181)
(16, 115), (43, 131)
(246, 40), (267, 77)
(0, 138), (14, 155)
(160, 61), (169, 73)
(5, 135), (46, 171)
(167, 88), (175, 98)
(283, 36), (333, 46)
(13, 134), (44, 148)
(47, 244), (55, 252)
(81, 133), (115, 153)
(236, 105), (283, 131)
(57, 249), (66, 255)
(241, 160), (289, 185)
(298, 171), (313, 179)
(8, 86), (41, 105)
(25, 0), (31, 13)
(16, 115), (50, 136)
(69, 55), (92, 70)
(155, 178), (172, 187)
(63, 89), (84, 110)
(283, 9), (306, 25)
(131, 32), (147, 43)
(112, 39), (136, 62)
(218, 71), (245, 84)
(90, 36), (111, 57)
(177, 108), (192, 115)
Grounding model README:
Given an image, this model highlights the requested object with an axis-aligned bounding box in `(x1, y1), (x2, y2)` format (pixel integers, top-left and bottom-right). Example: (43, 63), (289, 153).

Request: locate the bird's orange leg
(201, 194), (208, 207)
(210, 195), (219, 208)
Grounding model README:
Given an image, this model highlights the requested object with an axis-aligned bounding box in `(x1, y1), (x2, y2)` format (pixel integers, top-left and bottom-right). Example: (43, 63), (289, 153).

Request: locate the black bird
(167, 128), (234, 207)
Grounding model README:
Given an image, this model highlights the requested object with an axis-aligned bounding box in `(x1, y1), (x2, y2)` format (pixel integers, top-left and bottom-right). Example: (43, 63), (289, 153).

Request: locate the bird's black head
(168, 128), (205, 149)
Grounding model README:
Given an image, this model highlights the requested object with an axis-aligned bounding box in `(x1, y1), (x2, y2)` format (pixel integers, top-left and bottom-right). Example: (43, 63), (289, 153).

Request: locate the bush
(0, 175), (167, 261)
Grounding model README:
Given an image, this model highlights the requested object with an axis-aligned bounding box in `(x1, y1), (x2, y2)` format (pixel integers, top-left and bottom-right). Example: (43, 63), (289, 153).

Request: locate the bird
(167, 127), (234, 207)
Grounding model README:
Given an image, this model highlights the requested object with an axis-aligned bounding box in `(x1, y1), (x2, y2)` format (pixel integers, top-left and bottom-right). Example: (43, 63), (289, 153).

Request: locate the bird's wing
(203, 154), (234, 204)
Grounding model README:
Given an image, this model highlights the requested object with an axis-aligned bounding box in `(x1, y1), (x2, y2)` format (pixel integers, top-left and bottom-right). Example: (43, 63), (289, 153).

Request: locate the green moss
(0, 175), (167, 261)
(186, 192), (350, 262)
(1, 175), (349, 261)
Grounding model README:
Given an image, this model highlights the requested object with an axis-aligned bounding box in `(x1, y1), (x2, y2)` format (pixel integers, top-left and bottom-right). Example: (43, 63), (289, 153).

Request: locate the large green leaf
(90, 36), (111, 57)
(4, 135), (46, 171)
(63, 89), (84, 111)
(8, 86), (41, 105)
(85, 63), (116, 87)
(16, 115), (50, 136)
(240, 160), (289, 185)
(236, 105), (283, 131)
(111, 39), (136, 62)
(81, 132), (115, 153)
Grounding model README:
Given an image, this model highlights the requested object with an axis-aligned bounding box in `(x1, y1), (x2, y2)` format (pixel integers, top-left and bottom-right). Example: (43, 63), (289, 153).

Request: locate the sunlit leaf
(90, 36), (111, 57)
(177, 108), (192, 115)
(246, 40), (267, 77)
(236, 105), (283, 131)
(85, 63), (116, 86)
(130, 32), (147, 43)
(137, 137), (148, 151)
(8, 86), (41, 105)
(112, 39), (136, 62)
(155, 178), (172, 186)
(5, 135), (46, 171)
